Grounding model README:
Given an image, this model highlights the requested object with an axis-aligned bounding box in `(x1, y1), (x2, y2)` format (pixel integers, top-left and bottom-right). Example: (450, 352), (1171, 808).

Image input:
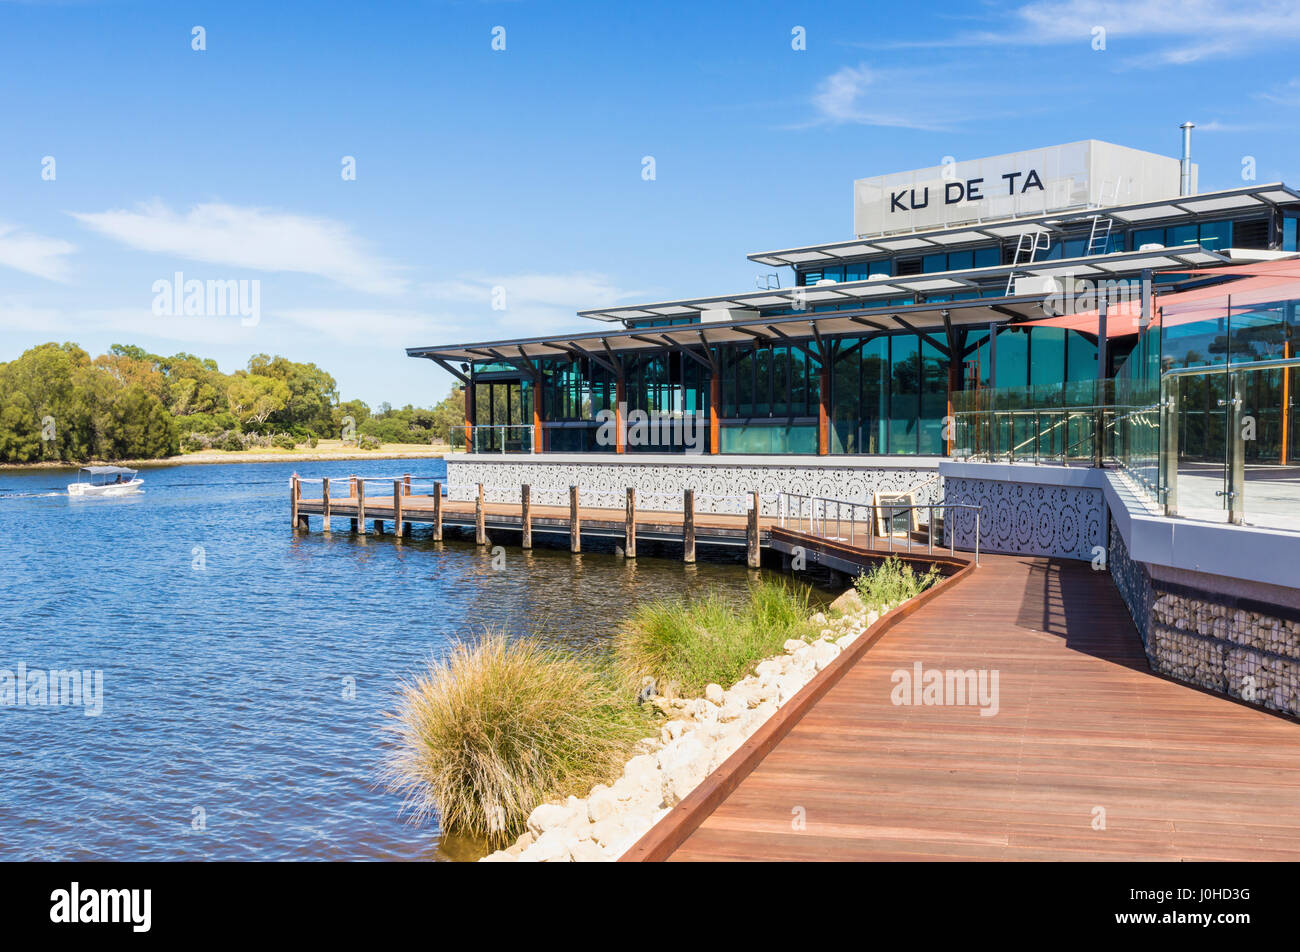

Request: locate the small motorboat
(68, 465), (144, 497)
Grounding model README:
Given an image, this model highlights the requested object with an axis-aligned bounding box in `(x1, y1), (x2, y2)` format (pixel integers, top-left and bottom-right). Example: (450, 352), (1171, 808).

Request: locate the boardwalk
(667, 554), (1300, 861)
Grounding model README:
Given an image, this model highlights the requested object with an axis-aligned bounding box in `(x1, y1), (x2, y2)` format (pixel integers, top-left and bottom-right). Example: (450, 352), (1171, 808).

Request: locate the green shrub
(181, 434), (207, 453)
(219, 431), (245, 452)
(358, 434), (381, 450)
(272, 433), (296, 450)
(307, 436), (318, 449)
(385, 632), (647, 846)
(614, 578), (816, 696)
(853, 556), (941, 612)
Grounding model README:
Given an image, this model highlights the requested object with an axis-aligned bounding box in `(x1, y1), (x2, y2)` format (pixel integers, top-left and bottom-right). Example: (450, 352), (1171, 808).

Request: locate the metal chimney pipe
(1179, 121), (1195, 196)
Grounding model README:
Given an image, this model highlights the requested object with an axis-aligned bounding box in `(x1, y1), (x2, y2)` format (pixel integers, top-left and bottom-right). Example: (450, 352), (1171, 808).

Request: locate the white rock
(704, 683), (724, 704)
(518, 829), (571, 862)
(480, 850), (517, 862)
(588, 785), (619, 823)
(526, 802), (575, 836)
(658, 734), (711, 806)
(809, 640), (841, 671)
(756, 658), (787, 678)
(660, 719), (688, 744)
(782, 639), (805, 653)
(569, 839), (607, 862)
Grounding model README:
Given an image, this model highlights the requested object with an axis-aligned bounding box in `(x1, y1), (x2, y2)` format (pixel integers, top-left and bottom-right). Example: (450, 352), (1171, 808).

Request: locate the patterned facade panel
(445, 459), (940, 517)
(942, 476), (1105, 561)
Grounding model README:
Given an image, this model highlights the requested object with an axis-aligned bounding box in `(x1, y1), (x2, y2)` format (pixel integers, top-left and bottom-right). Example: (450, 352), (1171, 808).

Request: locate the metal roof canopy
(409, 290), (1066, 369)
(746, 183), (1300, 268)
(80, 465), (138, 475)
(576, 245), (1227, 323)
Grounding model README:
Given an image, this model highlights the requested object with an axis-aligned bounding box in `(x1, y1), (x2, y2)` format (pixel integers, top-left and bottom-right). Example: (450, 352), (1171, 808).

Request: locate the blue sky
(2, 0), (1299, 407)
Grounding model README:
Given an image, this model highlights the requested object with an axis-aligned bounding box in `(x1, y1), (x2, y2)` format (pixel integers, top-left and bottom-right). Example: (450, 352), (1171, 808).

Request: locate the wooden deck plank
(665, 553), (1300, 862)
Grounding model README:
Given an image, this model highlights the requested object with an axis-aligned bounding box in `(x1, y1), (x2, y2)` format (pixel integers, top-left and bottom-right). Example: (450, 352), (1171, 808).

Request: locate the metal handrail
(776, 492), (981, 564)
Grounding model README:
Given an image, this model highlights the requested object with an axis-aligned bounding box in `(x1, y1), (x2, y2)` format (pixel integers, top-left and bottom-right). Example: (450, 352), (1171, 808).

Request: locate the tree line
(0, 342), (465, 464)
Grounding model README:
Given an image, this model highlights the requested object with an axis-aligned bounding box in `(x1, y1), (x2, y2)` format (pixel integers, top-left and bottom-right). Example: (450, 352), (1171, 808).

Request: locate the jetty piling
(683, 489), (696, 564)
(569, 485), (581, 553)
(746, 491), (760, 568)
(521, 484), (532, 549)
(475, 483), (487, 545)
(432, 481), (443, 541)
(322, 477), (331, 532)
(624, 487), (636, 559)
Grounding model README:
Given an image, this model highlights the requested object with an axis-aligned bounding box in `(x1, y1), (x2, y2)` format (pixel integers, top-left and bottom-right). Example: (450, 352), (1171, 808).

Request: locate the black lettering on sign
(1022, 169), (1044, 192)
(1002, 171), (1022, 194)
(910, 187), (929, 210)
(966, 177), (984, 201)
(944, 182), (964, 204)
(890, 190), (907, 212)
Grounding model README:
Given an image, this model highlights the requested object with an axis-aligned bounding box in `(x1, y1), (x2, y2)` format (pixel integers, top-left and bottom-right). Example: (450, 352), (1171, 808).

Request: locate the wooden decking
(664, 553), (1300, 861)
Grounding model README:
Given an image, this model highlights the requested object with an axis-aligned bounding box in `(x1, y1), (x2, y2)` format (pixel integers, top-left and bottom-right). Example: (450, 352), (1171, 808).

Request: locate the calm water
(0, 458), (785, 861)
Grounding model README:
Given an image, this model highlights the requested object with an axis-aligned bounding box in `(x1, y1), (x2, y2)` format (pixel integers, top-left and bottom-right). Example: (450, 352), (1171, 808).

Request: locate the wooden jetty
(288, 473), (963, 572)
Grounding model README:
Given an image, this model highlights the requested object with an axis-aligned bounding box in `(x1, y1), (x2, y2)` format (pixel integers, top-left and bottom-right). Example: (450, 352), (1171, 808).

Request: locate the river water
(0, 458), (785, 860)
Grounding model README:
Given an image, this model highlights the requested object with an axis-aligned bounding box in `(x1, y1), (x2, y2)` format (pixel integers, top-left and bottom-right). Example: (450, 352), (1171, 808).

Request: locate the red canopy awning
(1017, 257), (1300, 336)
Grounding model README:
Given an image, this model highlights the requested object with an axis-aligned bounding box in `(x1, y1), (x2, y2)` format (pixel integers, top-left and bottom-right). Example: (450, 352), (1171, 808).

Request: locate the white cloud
(421, 271), (650, 337)
(0, 223), (75, 282)
(905, 0), (1300, 65)
(70, 201), (406, 294)
(1261, 77), (1300, 105)
(808, 65), (947, 130)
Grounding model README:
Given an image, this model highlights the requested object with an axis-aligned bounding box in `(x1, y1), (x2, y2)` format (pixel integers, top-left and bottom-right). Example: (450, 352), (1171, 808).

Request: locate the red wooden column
(615, 377), (627, 455)
(709, 374), (721, 455)
(533, 396), (543, 453)
(463, 380), (474, 452)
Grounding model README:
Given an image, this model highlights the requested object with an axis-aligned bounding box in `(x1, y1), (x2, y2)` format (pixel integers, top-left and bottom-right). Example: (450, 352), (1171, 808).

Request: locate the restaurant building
(409, 138), (1300, 463)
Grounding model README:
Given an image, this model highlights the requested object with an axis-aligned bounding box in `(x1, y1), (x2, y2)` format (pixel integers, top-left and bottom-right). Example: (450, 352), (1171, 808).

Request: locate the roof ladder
(1004, 229), (1051, 295)
(1086, 214), (1114, 257)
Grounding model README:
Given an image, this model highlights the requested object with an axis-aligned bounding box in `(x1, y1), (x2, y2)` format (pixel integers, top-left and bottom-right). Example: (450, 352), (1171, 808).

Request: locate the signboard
(853, 140), (1188, 238)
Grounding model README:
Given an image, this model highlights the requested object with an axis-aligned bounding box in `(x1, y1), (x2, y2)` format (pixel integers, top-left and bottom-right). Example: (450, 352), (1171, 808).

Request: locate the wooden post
(569, 485), (581, 553)
(615, 380), (626, 455)
(709, 375), (721, 455)
(521, 484), (532, 549)
(432, 481), (443, 541)
(290, 474), (300, 529)
(322, 478), (331, 533)
(393, 479), (404, 541)
(475, 483), (486, 545)
(624, 487), (637, 558)
(746, 490), (760, 568)
(357, 479), (366, 534)
(349, 475), (357, 497)
(403, 473), (411, 497)
(683, 489), (696, 563)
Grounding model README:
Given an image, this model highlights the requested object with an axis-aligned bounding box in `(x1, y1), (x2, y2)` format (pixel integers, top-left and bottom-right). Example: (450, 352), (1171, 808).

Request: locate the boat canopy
(80, 465), (138, 475)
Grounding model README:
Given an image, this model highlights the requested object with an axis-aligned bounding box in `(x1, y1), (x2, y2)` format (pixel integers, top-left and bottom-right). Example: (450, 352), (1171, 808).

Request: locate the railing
(469, 424), (534, 454)
(777, 492), (981, 564)
(1159, 356), (1300, 528)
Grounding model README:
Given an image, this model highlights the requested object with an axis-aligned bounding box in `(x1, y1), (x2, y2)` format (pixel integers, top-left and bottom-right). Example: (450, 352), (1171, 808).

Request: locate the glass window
(844, 262), (870, 281)
(1030, 328), (1065, 387)
(888, 335), (919, 454)
(995, 327), (1029, 388)
(1200, 220), (1233, 250)
(1065, 330), (1098, 381)
(1284, 216), (1298, 252)
(919, 339), (948, 455)
(1133, 227), (1163, 249)
(947, 249), (974, 271)
(870, 259), (893, 277)
(922, 253), (947, 273)
(973, 246), (1000, 268)
(1168, 223), (1197, 247)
